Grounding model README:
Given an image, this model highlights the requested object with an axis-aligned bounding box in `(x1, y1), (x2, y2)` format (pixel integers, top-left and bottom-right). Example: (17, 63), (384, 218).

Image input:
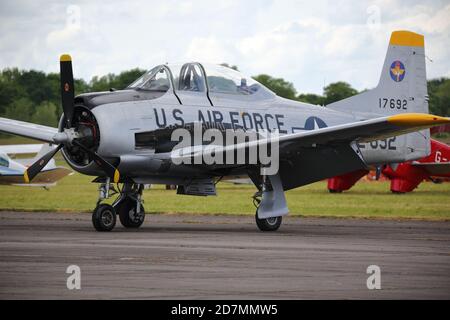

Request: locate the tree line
(0, 68), (145, 127)
(0, 67), (448, 128)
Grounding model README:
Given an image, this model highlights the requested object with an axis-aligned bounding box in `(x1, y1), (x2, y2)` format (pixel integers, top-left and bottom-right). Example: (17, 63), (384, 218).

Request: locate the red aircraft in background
(328, 138), (450, 193)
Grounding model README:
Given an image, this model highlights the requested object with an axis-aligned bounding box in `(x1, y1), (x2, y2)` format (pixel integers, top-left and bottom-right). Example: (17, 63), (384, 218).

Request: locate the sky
(0, 0), (449, 95)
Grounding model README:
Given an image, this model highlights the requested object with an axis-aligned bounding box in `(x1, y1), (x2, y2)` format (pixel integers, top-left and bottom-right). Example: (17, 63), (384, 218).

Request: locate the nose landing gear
(92, 180), (145, 232)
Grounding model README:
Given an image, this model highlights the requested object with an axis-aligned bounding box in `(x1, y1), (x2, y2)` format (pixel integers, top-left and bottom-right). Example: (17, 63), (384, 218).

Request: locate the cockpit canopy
(127, 62), (275, 99)
(0, 154), (9, 167)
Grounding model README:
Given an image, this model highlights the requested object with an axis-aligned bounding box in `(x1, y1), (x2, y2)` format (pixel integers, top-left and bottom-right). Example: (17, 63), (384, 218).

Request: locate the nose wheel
(92, 204), (117, 231)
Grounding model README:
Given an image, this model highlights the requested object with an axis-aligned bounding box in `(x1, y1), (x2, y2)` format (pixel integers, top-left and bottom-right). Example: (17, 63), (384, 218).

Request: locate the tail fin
(328, 30), (428, 116)
(328, 30), (430, 163)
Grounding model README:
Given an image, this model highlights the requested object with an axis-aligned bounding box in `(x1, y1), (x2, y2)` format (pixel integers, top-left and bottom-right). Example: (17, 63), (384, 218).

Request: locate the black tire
(117, 197), (145, 228)
(92, 204), (116, 232)
(255, 211), (282, 231)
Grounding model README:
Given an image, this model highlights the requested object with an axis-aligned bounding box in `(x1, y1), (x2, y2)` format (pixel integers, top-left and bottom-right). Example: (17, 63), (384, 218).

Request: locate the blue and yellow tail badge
(390, 60), (405, 82)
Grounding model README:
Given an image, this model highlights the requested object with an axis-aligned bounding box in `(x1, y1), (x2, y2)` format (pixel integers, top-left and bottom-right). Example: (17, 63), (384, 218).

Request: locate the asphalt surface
(0, 211), (449, 299)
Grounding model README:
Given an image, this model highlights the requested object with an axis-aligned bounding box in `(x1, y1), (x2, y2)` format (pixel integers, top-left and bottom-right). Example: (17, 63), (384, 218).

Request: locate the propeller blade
(60, 54), (75, 128)
(72, 140), (120, 183)
(24, 144), (63, 183)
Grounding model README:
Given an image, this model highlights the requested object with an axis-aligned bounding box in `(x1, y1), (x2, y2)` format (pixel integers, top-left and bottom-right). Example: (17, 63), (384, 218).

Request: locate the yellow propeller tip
(60, 54), (72, 62)
(23, 171), (30, 183)
(113, 169), (120, 183)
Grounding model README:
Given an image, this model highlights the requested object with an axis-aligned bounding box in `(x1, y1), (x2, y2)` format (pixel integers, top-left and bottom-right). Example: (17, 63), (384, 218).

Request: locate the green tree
(252, 74), (297, 100)
(323, 81), (358, 105)
(16, 70), (56, 105)
(0, 68), (27, 114)
(428, 78), (449, 116)
(31, 101), (59, 126)
(114, 68), (147, 89)
(297, 93), (325, 105)
(90, 68), (146, 91)
(434, 80), (450, 117)
(74, 78), (90, 95)
(90, 73), (116, 92)
(3, 97), (34, 122)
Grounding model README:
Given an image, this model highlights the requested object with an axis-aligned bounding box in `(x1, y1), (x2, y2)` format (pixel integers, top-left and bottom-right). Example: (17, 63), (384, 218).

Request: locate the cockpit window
(0, 154), (9, 167)
(142, 68), (170, 91)
(128, 62), (275, 99)
(127, 66), (170, 92)
(127, 66), (159, 88)
(202, 64), (275, 97)
(168, 63), (206, 92)
(180, 64), (205, 92)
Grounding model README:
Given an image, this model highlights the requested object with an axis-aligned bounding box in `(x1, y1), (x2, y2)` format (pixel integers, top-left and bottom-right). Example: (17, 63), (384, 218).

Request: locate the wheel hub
(101, 210), (114, 227)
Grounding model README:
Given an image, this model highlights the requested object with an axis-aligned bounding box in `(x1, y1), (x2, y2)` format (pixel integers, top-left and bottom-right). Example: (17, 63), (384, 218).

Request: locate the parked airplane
(383, 139), (450, 191)
(0, 144), (72, 187)
(0, 30), (449, 231)
(328, 139), (450, 193)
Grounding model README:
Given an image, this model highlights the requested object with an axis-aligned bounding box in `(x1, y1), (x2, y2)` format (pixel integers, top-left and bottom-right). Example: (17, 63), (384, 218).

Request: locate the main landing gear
(92, 179), (145, 232)
(253, 191), (282, 231)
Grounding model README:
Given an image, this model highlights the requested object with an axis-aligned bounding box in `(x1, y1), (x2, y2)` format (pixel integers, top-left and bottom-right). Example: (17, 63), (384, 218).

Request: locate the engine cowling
(58, 105), (104, 176)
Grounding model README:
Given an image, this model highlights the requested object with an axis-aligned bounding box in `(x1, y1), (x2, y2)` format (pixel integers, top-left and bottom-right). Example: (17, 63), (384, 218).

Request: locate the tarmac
(0, 211), (449, 299)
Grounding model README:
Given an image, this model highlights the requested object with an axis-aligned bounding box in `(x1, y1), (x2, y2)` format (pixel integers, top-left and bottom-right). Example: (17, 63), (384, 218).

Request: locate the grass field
(0, 167), (449, 220)
(1, 135), (449, 220)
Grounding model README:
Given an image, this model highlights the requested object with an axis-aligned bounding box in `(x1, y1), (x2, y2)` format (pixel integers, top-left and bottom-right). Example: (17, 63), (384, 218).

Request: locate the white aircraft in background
(0, 144), (72, 188)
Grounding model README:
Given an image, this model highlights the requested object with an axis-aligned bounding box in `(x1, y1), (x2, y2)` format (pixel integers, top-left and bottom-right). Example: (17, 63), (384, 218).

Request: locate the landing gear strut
(92, 179), (145, 231)
(252, 180), (283, 232)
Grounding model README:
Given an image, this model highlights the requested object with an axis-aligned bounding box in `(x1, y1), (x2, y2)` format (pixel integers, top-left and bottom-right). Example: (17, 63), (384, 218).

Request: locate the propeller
(60, 54), (75, 128)
(24, 145), (63, 183)
(23, 54), (121, 184)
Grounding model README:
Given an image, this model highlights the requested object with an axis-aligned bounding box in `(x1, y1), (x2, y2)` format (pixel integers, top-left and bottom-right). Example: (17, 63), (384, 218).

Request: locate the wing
(0, 166), (24, 176)
(412, 162), (450, 176)
(0, 144), (44, 155)
(171, 113), (450, 190)
(173, 113), (450, 162)
(0, 167), (72, 185)
(0, 117), (58, 143)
